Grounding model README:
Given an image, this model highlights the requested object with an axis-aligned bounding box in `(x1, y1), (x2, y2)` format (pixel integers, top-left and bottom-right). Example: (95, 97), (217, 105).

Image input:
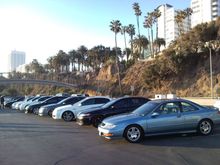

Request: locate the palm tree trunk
(136, 16), (140, 37)
(151, 27), (154, 57)
(115, 32), (122, 95)
(148, 28), (152, 57)
(130, 36), (133, 59)
(123, 33), (128, 61)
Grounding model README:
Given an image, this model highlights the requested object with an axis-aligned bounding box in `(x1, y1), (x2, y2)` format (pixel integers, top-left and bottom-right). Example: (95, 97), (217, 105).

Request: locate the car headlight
(103, 123), (116, 129)
(78, 113), (91, 117)
(25, 106), (30, 110)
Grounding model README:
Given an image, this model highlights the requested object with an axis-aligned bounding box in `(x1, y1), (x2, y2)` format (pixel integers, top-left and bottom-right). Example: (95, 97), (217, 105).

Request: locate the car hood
(103, 113), (141, 124)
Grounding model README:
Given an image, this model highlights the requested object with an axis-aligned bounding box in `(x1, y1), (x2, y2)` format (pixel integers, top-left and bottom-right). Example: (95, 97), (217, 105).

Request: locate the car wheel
(92, 116), (103, 128)
(48, 110), (53, 117)
(62, 111), (74, 122)
(197, 119), (213, 135)
(33, 108), (38, 114)
(124, 125), (144, 143)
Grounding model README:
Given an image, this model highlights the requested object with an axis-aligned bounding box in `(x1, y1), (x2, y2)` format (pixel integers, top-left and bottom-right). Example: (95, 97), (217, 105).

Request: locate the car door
(180, 101), (200, 130)
(147, 102), (184, 133)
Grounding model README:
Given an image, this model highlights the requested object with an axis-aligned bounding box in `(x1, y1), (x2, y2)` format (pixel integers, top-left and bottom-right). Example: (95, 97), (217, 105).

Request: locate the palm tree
(175, 10), (187, 35)
(121, 26), (128, 61)
(126, 24), (135, 59)
(57, 50), (69, 73)
(132, 35), (149, 59)
(144, 9), (161, 58)
(152, 9), (161, 40)
(110, 20), (122, 94)
(77, 45), (88, 72)
(144, 12), (153, 56)
(132, 2), (142, 38)
(153, 38), (166, 53)
(68, 49), (77, 71)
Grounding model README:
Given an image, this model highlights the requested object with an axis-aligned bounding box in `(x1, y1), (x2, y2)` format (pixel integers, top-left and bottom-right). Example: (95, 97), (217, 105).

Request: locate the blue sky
(0, 0), (191, 72)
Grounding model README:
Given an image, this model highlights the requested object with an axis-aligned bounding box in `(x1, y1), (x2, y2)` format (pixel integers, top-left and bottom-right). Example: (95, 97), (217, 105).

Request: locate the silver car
(98, 99), (220, 143)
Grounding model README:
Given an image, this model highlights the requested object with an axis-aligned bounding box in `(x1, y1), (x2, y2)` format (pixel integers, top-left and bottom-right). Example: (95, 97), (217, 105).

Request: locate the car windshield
(101, 99), (117, 108)
(57, 97), (70, 104)
(132, 102), (159, 115)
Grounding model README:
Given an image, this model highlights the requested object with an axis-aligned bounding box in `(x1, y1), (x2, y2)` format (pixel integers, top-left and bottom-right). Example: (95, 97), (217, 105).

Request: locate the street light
(204, 41), (213, 98)
(204, 40), (220, 98)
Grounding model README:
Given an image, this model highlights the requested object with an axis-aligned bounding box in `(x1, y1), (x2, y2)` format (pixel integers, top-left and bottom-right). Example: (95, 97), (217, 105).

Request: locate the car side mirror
(151, 112), (159, 118)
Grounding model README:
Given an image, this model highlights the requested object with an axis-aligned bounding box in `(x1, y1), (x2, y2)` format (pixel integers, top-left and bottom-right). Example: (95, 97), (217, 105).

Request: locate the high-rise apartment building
(157, 4), (191, 48)
(8, 50), (26, 72)
(191, 0), (220, 28)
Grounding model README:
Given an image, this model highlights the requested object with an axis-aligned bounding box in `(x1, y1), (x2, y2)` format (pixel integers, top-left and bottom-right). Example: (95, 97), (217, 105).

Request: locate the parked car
(4, 96), (25, 109)
(19, 96), (51, 111)
(12, 96), (34, 109)
(52, 96), (111, 121)
(214, 100), (220, 110)
(98, 99), (220, 143)
(38, 96), (86, 117)
(76, 96), (150, 127)
(25, 96), (67, 114)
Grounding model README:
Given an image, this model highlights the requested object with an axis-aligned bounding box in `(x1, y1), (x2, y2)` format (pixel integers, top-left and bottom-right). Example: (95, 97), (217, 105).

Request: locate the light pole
(205, 41), (213, 98)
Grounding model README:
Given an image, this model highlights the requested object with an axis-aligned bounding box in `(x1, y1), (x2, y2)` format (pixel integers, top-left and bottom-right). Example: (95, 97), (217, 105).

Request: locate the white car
(214, 100), (220, 110)
(52, 96), (111, 121)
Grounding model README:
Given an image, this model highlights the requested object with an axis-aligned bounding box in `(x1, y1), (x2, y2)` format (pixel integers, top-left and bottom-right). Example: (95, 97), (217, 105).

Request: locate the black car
(38, 96), (86, 117)
(25, 96), (68, 114)
(4, 96), (25, 109)
(76, 96), (150, 127)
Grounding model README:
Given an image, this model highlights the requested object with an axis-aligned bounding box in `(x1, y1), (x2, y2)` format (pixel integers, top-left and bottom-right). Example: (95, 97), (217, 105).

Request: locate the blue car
(98, 99), (220, 143)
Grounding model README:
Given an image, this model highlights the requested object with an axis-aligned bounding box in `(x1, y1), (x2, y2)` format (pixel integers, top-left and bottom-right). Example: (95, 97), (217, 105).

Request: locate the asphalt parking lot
(1, 109), (220, 165)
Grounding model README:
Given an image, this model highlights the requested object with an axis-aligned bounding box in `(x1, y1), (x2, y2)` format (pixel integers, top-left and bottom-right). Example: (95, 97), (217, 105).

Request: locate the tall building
(191, 0), (220, 28)
(157, 4), (191, 48)
(8, 50), (26, 72)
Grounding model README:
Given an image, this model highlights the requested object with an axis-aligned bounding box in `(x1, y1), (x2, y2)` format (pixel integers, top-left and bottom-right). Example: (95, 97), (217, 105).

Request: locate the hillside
(93, 18), (220, 98)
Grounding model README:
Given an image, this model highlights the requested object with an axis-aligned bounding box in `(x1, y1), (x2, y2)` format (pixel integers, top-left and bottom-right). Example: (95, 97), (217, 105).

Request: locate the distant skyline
(0, 0), (191, 72)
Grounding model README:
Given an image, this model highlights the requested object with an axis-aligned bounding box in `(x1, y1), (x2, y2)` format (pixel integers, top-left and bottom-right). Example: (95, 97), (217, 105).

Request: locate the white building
(157, 4), (191, 48)
(191, 0), (220, 28)
(8, 50), (26, 72)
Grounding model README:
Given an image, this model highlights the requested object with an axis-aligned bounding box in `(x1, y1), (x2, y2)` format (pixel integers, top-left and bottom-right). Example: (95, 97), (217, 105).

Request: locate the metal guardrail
(0, 79), (78, 88)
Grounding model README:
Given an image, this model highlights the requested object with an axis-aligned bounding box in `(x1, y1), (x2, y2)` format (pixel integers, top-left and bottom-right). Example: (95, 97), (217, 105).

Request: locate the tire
(33, 108), (38, 115)
(92, 116), (103, 128)
(62, 111), (74, 122)
(197, 119), (213, 135)
(124, 125), (144, 143)
(48, 110), (53, 117)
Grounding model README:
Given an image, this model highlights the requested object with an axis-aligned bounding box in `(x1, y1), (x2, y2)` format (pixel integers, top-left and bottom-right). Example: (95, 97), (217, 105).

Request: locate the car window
(155, 102), (180, 115)
(181, 102), (198, 112)
(113, 99), (129, 108)
(46, 98), (57, 104)
(81, 98), (95, 105)
(130, 98), (147, 106)
(64, 98), (79, 104)
(95, 98), (110, 104)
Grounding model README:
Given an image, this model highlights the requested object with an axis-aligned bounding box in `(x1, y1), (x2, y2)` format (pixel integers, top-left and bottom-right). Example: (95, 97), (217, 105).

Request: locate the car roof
(150, 98), (199, 104)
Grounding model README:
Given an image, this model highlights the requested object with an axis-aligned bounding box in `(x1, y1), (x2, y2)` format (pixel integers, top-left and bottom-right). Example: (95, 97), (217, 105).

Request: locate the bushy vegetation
(143, 18), (220, 89)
